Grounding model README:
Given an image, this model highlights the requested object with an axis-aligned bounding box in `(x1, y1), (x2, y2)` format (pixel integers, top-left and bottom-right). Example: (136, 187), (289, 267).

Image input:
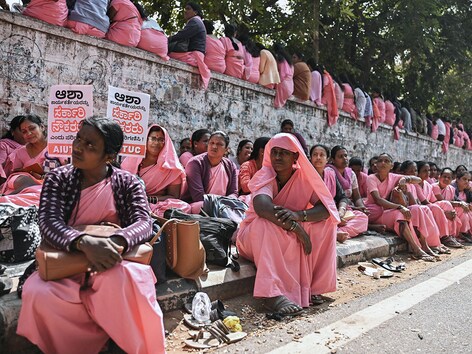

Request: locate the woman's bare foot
(368, 224), (386, 234)
(337, 231), (349, 243)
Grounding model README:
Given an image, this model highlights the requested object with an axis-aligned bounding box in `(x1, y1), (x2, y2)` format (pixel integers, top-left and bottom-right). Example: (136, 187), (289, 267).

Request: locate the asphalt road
(214, 248), (472, 353)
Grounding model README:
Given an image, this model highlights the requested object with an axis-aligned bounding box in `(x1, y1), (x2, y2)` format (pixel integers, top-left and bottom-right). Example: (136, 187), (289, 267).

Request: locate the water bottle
(192, 292), (211, 323)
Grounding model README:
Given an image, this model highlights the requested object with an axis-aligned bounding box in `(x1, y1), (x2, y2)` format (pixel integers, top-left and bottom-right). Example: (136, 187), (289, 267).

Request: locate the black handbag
(0, 204), (41, 262)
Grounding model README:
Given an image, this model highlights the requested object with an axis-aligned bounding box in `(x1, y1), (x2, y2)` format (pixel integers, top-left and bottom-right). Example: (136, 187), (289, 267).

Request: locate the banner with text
(47, 85), (93, 157)
(107, 86), (149, 158)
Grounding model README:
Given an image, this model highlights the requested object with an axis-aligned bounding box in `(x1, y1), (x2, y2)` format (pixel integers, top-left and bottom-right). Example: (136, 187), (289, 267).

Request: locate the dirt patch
(163, 248), (470, 353)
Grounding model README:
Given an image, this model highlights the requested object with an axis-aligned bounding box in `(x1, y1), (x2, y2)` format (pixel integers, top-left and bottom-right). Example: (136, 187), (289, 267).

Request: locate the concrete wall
(1, 10), (471, 168)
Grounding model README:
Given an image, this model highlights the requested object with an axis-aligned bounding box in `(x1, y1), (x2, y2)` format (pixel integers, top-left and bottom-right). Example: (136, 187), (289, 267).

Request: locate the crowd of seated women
(2, 113), (472, 342)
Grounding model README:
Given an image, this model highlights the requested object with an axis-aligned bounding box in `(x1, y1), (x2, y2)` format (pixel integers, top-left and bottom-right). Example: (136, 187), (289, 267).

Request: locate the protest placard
(47, 85), (93, 157)
(107, 86), (150, 158)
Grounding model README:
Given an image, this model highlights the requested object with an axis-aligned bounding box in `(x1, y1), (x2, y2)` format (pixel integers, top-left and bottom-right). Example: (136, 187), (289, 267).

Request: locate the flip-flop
(411, 253), (436, 262)
(206, 320), (247, 345)
(184, 329), (219, 349)
(264, 295), (304, 317)
(183, 313), (211, 329)
(371, 258), (404, 272)
(358, 263), (393, 278)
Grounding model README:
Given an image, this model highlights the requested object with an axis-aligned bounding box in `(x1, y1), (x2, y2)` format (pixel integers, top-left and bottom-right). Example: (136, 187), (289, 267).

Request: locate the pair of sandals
(371, 257), (406, 272)
(184, 320), (247, 349)
(441, 235), (464, 249)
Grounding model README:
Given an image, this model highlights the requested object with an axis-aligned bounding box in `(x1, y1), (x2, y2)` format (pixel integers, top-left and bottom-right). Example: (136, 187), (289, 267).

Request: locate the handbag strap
(148, 215), (179, 245)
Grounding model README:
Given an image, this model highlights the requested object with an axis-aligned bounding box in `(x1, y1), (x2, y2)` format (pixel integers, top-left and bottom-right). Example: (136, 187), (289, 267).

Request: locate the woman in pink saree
(236, 134), (340, 314)
(203, 20), (225, 73)
(137, 9), (170, 61)
(311, 145), (368, 243)
(452, 170), (472, 243)
(105, 0), (143, 47)
(321, 70), (339, 126)
(220, 24), (246, 79)
(364, 153), (437, 261)
(432, 168), (472, 245)
(17, 117), (165, 354)
(1, 115), (53, 202)
(414, 161), (462, 249)
(121, 124), (190, 217)
(400, 160), (450, 254)
(273, 44), (294, 108)
(22, 0), (68, 26)
(0, 115), (25, 182)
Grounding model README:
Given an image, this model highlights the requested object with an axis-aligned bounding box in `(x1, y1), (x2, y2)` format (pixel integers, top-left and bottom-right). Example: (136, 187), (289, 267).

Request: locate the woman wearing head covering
(17, 117), (165, 354)
(236, 133), (339, 314)
(121, 124), (190, 216)
(168, 2), (211, 89)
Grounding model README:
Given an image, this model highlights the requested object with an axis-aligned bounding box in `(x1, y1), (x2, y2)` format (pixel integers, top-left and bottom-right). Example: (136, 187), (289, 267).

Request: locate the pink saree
(220, 37), (245, 79)
(384, 100), (395, 126)
(341, 83), (356, 118)
(0, 138), (22, 178)
(170, 51), (211, 90)
(321, 71), (339, 126)
(17, 180), (166, 354)
(415, 181), (459, 237)
(365, 173), (417, 240)
(236, 134), (339, 307)
(121, 125), (190, 217)
(274, 60), (294, 108)
(433, 183), (471, 234)
(23, 0), (68, 27)
(323, 167), (368, 238)
(105, 0), (143, 47)
(137, 21), (170, 61)
(204, 35), (226, 73)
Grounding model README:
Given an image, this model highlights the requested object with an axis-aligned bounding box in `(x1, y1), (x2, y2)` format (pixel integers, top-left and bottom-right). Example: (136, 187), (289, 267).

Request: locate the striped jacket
(38, 164), (152, 251)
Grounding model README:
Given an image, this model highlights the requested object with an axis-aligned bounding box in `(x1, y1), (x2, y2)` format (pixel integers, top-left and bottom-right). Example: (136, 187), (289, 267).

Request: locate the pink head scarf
(248, 133), (340, 223)
(121, 124), (185, 176)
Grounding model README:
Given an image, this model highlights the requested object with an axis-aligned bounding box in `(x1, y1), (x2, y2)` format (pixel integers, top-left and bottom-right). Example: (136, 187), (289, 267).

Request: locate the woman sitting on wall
(66, 0), (110, 38)
(17, 117), (165, 354)
(136, 3), (169, 60)
(257, 43), (280, 89)
(105, 0), (143, 47)
(220, 24), (247, 80)
(273, 43), (294, 108)
(121, 124), (190, 216)
(179, 128), (211, 168)
(182, 131), (238, 214)
(22, 0), (68, 27)
(236, 133), (339, 314)
(364, 153), (436, 261)
(311, 144), (368, 243)
(168, 2), (210, 89)
(203, 20), (226, 73)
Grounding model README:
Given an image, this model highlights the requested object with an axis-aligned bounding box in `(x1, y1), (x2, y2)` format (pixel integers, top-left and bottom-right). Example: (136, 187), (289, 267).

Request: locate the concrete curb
(0, 232), (406, 352)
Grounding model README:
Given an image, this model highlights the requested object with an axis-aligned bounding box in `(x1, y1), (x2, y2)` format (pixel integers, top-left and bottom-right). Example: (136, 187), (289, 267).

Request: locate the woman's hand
(274, 205), (299, 224)
(293, 224), (312, 255)
(445, 210), (456, 220)
(352, 205), (370, 215)
(79, 235), (124, 272)
(399, 206), (411, 219)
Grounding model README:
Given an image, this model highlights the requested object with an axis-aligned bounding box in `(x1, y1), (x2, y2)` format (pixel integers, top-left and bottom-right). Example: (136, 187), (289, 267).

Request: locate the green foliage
(142, 0), (472, 124)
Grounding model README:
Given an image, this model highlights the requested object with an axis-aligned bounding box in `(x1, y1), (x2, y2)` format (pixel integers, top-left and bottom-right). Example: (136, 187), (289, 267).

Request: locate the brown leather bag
(35, 221), (170, 281)
(154, 215), (207, 280)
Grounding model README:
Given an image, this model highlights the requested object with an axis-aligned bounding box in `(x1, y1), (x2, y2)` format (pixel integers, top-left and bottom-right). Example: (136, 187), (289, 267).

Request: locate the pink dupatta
(321, 71), (339, 126)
